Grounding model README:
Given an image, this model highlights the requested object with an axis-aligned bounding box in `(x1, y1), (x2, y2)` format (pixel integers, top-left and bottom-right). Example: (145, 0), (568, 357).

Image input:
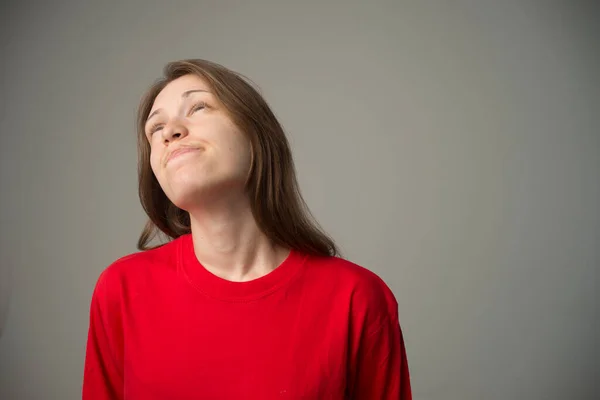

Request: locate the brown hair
(136, 59), (338, 257)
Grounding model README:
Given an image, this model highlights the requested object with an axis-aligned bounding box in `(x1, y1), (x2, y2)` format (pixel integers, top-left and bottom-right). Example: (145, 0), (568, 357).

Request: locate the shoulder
(303, 254), (400, 325)
(92, 236), (183, 302)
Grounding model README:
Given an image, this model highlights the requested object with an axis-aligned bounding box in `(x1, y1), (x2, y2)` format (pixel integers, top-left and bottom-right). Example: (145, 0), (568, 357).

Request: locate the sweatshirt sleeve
(82, 269), (124, 400)
(351, 314), (412, 399)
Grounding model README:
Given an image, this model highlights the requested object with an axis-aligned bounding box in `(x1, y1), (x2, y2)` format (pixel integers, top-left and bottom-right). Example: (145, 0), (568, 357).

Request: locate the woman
(83, 59), (411, 399)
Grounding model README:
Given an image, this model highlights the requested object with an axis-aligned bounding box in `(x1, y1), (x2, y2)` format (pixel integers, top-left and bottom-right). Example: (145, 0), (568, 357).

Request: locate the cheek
(239, 141), (253, 171)
(224, 136), (252, 173)
(149, 148), (163, 177)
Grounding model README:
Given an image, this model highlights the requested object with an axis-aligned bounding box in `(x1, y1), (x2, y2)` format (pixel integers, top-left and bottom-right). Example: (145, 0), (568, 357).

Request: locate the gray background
(0, 0), (598, 399)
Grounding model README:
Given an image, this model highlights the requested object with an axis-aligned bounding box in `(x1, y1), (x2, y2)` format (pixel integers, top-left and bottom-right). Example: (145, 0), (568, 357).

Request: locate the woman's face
(145, 74), (252, 211)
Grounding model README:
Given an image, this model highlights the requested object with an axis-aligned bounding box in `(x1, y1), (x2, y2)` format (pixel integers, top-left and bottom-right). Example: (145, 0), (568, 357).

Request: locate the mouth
(165, 147), (202, 165)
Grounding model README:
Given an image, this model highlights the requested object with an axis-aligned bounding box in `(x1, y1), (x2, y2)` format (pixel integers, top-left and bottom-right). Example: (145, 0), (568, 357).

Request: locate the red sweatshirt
(83, 234), (411, 399)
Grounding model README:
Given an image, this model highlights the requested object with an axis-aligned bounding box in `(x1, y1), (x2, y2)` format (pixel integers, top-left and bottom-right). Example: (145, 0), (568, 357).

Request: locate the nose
(161, 120), (189, 143)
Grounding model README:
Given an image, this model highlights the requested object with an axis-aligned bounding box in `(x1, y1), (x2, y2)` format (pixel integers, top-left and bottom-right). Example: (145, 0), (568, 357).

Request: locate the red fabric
(83, 234), (411, 399)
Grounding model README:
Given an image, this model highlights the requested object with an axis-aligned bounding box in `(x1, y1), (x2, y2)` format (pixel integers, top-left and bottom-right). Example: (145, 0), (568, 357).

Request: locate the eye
(189, 101), (207, 114)
(147, 123), (164, 135)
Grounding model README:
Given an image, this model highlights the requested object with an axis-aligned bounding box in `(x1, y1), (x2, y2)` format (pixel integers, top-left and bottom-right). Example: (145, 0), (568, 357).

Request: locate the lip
(166, 147), (201, 165)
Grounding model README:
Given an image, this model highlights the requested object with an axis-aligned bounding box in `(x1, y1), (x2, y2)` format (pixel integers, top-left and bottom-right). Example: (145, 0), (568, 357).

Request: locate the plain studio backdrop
(0, 1), (598, 399)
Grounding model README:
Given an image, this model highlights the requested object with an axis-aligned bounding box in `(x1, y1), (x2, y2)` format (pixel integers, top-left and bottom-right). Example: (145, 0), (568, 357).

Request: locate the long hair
(136, 59), (338, 257)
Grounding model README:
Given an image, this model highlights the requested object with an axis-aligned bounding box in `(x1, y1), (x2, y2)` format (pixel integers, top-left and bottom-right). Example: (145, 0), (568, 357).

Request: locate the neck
(187, 195), (289, 282)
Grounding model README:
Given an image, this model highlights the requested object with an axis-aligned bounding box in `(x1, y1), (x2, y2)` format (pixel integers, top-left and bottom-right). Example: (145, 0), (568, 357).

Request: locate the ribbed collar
(178, 233), (307, 302)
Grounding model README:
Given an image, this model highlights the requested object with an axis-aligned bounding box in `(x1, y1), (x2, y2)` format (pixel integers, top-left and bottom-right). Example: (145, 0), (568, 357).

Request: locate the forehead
(151, 74), (211, 110)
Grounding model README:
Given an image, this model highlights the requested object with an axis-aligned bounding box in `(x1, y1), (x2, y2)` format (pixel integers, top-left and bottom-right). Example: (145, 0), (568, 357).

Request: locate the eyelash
(147, 101), (208, 135)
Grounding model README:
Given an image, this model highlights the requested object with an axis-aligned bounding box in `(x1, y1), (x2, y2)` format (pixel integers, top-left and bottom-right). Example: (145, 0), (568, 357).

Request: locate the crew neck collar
(178, 233), (307, 302)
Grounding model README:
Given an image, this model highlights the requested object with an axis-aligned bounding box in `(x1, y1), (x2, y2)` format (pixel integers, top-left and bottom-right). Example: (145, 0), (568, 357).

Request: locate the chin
(160, 166), (247, 210)
(166, 183), (208, 211)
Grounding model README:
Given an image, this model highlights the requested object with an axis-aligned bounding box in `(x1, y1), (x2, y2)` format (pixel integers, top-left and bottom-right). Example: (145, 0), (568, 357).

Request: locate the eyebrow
(146, 89), (210, 123)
